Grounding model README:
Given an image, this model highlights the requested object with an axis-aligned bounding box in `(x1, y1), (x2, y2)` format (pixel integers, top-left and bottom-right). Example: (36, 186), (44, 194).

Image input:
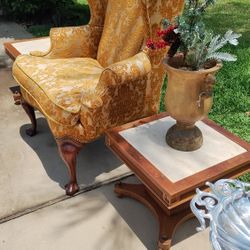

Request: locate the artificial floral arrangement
(147, 0), (241, 71)
(150, 0), (242, 152)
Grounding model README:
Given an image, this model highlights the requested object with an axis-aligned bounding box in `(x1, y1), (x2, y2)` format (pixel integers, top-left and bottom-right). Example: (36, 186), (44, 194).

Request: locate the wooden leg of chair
(21, 98), (37, 137)
(13, 90), (37, 136)
(56, 138), (83, 196)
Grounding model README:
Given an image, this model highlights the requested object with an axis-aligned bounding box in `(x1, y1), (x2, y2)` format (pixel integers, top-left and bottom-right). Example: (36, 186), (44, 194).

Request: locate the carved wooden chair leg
(13, 90), (37, 136)
(56, 138), (83, 196)
(20, 97), (37, 137)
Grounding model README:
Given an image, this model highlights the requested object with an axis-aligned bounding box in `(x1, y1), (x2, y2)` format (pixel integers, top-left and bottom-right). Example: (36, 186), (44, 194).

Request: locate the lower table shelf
(115, 182), (193, 250)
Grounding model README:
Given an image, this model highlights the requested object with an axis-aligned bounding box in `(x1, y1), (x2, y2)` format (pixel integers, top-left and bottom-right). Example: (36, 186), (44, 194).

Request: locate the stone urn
(164, 56), (222, 151)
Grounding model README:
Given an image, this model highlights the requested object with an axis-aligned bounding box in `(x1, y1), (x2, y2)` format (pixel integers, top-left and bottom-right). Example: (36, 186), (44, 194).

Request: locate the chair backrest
(87, 0), (108, 27)
(89, 0), (184, 67)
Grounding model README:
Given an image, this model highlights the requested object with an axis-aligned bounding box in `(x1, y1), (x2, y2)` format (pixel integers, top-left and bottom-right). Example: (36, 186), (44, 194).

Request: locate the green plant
(27, 25), (52, 37)
(177, 0), (241, 69)
(147, 0), (241, 70)
(0, 0), (43, 21)
(0, 0), (90, 26)
(183, 30), (241, 70)
(160, 0), (250, 182)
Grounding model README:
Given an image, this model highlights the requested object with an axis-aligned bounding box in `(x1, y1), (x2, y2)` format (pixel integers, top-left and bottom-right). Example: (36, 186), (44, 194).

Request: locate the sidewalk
(0, 19), (211, 250)
(0, 176), (210, 250)
(0, 17), (33, 68)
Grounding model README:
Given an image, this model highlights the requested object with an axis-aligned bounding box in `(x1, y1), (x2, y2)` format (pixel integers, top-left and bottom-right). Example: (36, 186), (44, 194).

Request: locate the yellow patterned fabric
(97, 0), (147, 67)
(88, 0), (108, 26)
(147, 0), (184, 38)
(97, 0), (184, 67)
(143, 47), (168, 114)
(30, 1), (109, 59)
(46, 26), (102, 59)
(12, 0), (185, 143)
(31, 25), (103, 59)
(45, 52), (151, 143)
(80, 52), (151, 141)
(13, 55), (103, 125)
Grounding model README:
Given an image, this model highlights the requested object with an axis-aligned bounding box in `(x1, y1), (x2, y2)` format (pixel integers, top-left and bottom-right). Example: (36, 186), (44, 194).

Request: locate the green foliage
(206, 30), (241, 62)
(1, 0), (43, 20)
(176, 0), (216, 52)
(160, 0), (250, 140)
(238, 172), (250, 184)
(205, 0), (250, 144)
(184, 31), (212, 69)
(76, 0), (88, 4)
(27, 25), (51, 37)
(0, 0), (90, 26)
(173, 0), (241, 70)
(160, 0), (250, 182)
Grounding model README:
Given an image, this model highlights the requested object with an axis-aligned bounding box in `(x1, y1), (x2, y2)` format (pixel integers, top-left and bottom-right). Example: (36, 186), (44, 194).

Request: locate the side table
(105, 112), (250, 250)
(4, 37), (50, 60)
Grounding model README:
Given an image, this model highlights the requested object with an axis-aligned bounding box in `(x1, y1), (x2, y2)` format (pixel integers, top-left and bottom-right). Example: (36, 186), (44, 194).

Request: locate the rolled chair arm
(81, 92), (103, 109)
(99, 51), (152, 86)
(30, 25), (103, 59)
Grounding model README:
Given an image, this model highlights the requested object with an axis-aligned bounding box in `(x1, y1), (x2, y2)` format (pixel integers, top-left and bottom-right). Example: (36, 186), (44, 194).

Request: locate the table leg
(114, 182), (193, 250)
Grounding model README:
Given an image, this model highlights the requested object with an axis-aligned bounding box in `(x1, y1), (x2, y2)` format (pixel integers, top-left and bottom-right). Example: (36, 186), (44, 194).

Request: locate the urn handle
(196, 73), (216, 108)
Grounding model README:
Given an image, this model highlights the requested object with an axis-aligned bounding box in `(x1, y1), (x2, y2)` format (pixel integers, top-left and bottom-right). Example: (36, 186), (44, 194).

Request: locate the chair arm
(30, 25), (103, 59)
(80, 51), (151, 109)
(79, 52), (152, 140)
(81, 92), (103, 109)
(99, 51), (152, 86)
(80, 52), (151, 130)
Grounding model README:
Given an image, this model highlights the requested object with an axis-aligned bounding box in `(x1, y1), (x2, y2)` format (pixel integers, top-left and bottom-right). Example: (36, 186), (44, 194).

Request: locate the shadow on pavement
(20, 117), (125, 190)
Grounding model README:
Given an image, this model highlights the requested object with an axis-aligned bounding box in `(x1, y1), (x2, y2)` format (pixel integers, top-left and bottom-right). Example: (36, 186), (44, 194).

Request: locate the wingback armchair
(12, 0), (184, 195)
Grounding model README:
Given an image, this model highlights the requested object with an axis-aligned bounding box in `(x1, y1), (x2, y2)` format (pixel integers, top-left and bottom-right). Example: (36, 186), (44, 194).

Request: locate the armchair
(12, 0), (184, 195)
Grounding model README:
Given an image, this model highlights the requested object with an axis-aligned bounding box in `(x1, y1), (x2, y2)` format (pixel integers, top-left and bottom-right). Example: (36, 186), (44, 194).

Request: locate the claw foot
(13, 91), (21, 105)
(65, 182), (79, 196)
(26, 127), (37, 137)
(158, 237), (171, 250)
(116, 193), (124, 198)
(114, 183), (124, 198)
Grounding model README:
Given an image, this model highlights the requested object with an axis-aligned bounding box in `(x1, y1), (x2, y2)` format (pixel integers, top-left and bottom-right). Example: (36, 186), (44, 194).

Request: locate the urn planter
(164, 56), (222, 151)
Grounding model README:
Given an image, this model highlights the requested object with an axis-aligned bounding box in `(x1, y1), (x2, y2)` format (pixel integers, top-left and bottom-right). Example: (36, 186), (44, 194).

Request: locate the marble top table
(105, 112), (250, 250)
(4, 37), (50, 59)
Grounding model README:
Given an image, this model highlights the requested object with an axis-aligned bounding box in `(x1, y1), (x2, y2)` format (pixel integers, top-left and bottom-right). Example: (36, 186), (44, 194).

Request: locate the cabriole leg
(21, 98), (37, 136)
(13, 90), (37, 136)
(56, 138), (83, 196)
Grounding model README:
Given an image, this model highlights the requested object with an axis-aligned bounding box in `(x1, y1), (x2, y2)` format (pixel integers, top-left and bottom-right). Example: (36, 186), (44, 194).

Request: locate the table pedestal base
(115, 182), (193, 250)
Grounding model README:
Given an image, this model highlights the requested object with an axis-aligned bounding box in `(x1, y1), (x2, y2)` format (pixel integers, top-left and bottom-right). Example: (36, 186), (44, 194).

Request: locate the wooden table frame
(105, 112), (250, 249)
(4, 37), (49, 60)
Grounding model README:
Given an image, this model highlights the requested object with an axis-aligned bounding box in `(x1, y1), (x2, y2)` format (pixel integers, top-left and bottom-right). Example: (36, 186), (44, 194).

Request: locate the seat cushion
(13, 55), (103, 125)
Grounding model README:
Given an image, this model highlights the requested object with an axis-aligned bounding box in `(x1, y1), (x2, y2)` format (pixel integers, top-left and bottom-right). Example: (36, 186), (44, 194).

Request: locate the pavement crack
(0, 173), (132, 224)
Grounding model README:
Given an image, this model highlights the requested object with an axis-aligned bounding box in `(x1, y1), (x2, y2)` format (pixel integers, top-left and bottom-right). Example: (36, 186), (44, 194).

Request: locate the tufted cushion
(13, 55), (103, 126)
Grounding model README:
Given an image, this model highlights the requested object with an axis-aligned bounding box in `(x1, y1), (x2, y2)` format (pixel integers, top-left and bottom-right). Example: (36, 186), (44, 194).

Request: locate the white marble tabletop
(120, 117), (246, 182)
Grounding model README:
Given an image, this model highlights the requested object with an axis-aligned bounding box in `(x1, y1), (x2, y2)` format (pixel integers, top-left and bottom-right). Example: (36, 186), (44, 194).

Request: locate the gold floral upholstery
(33, 25), (103, 59)
(13, 0), (184, 143)
(97, 0), (147, 67)
(13, 55), (103, 126)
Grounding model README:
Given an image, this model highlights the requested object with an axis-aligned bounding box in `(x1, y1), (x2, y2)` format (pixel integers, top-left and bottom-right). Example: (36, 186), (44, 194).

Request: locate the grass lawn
(27, 0), (89, 36)
(76, 0), (88, 4)
(162, 0), (250, 143)
(205, 0), (250, 181)
(161, 0), (250, 182)
(204, 0), (250, 142)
